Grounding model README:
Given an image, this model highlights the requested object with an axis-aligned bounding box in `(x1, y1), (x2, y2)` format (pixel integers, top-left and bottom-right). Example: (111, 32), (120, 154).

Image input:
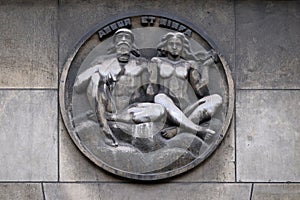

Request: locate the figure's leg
(154, 93), (215, 135)
(188, 94), (222, 124)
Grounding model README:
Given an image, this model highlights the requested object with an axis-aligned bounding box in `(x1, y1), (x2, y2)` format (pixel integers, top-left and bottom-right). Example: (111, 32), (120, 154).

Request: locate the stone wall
(0, 0), (299, 199)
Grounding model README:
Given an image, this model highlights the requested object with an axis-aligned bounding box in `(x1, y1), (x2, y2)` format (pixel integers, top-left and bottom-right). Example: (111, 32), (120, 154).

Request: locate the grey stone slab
(172, 118), (235, 182)
(0, 183), (43, 200)
(252, 184), (300, 200)
(60, 116), (234, 182)
(0, 90), (58, 181)
(44, 183), (251, 200)
(0, 2), (57, 88)
(59, 0), (234, 72)
(59, 117), (122, 181)
(236, 90), (300, 182)
(235, 0), (300, 89)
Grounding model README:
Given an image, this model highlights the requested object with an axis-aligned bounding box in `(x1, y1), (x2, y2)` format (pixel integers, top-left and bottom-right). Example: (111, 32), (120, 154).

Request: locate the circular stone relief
(60, 13), (234, 180)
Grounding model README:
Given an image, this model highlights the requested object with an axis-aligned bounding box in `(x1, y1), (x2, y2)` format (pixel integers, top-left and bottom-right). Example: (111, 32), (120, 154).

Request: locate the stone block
(59, 117), (122, 181)
(0, 183), (43, 200)
(0, 90), (58, 181)
(171, 118), (235, 182)
(44, 183), (251, 200)
(60, 117), (234, 182)
(59, 0), (234, 72)
(252, 184), (300, 200)
(0, 1), (57, 88)
(236, 90), (300, 181)
(236, 0), (300, 89)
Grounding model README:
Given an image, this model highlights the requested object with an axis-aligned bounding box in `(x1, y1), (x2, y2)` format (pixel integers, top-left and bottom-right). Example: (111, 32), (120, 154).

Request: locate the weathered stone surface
(0, 90), (58, 181)
(44, 183), (251, 200)
(59, 117), (122, 181)
(172, 118), (235, 182)
(0, 2), (57, 88)
(236, 0), (300, 89)
(0, 183), (43, 200)
(60, 117), (234, 182)
(252, 184), (300, 200)
(59, 0), (234, 181)
(59, 0), (234, 72)
(236, 90), (300, 182)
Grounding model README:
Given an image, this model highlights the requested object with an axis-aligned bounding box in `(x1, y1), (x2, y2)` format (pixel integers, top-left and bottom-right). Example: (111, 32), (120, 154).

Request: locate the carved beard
(116, 42), (131, 62)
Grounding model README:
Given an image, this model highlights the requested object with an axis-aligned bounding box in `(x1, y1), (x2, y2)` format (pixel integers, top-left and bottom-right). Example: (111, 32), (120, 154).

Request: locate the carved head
(157, 32), (196, 60)
(114, 28), (134, 42)
(108, 28), (140, 62)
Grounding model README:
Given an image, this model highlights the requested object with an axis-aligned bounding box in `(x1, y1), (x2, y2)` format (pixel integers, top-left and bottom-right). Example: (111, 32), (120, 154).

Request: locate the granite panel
(44, 183), (251, 200)
(252, 184), (300, 200)
(0, 2), (58, 88)
(0, 90), (58, 181)
(236, 0), (300, 89)
(0, 183), (43, 200)
(236, 90), (300, 181)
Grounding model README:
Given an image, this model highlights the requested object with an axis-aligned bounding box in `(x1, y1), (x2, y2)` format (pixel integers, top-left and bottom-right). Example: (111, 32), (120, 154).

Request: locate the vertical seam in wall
(233, 0), (238, 183)
(41, 183), (46, 200)
(249, 183), (254, 200)
(57, 0), (60, 182)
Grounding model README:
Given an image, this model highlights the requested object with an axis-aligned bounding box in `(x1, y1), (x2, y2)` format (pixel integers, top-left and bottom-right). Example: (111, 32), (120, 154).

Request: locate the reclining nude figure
(110, 31), (222, 141)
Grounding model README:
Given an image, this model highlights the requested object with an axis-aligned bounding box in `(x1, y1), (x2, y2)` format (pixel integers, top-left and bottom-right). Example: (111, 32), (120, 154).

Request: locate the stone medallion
(60, 13), (234, 180)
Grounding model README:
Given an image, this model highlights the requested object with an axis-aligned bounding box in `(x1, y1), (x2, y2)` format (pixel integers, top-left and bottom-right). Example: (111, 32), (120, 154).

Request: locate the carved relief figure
(150, 32), (223, 140)
(73, 28), (222, 153)
(74, 28), (156, 146)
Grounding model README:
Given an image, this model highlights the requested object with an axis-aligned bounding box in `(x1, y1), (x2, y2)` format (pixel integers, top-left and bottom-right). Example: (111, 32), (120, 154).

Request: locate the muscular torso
(100, 57), (148, 111)
(153, 57), (197, 109)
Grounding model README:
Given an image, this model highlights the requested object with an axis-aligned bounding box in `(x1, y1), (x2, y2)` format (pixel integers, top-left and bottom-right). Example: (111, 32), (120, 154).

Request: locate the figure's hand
(161, 127), (178, 139)
(203, 128), (215, 140)
(203, 57), (215, 66)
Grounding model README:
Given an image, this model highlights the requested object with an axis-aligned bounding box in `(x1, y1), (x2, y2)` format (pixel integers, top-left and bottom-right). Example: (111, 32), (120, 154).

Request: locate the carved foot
(102, 128), (118, 147)
(104, 138), (119, 147)
(197, 128), (215, 141)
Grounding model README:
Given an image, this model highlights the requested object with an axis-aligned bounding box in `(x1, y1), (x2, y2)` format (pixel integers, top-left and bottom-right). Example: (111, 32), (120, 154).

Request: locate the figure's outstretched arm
(74, 65), (100, 93)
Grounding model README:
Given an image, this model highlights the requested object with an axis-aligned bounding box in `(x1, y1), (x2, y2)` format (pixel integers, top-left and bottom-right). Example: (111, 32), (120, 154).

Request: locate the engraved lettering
(178, 25), (187, 32)
(104, 26), (112, 34)
(110, 23), (118, 31)
(98, 18), (132, 39)
(116, 20), (125, 27)
(184, 29), (192, 37)
(141, 16), (148, 26)
(159, 18), (167, 26)
(123, 18), (131, 26)
(98, 30), (106, 38)
(159, 18), (192, 37)
(148, 16), (155, 25)
(171, 22), (179, 30)
(167, 20), (172, 27)
(141, 16), (156, 26)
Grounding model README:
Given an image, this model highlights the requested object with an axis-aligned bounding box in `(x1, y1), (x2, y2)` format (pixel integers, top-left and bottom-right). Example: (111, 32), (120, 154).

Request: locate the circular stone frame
(60, 12), (234, 181)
